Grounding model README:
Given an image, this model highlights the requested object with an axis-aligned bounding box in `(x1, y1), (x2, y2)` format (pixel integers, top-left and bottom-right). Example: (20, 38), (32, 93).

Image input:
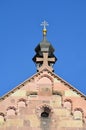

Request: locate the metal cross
(41, 20), (49, 30)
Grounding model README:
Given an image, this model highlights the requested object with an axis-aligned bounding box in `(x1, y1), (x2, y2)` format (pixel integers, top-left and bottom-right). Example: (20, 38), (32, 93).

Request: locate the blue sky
(0, 0), (86, 96)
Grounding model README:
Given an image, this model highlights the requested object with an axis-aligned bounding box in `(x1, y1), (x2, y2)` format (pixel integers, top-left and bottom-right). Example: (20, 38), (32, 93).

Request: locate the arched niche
(18, 98), (26, 108)
(6, 106), (16, 117)
(0, 113), (5, 124)
(74, 108), (83, 120)
(64, 99), (72, 110)
(37, 75), (53, 96)
(38, 75), (53, 85)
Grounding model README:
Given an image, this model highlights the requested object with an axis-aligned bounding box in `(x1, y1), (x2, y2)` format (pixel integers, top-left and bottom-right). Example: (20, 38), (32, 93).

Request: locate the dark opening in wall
(41, 107), (51, 118)
(41, 112), (49, 118)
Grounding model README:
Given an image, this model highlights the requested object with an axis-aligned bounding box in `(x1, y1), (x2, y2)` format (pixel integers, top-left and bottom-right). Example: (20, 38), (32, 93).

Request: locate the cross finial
(41, 20), (49, 30)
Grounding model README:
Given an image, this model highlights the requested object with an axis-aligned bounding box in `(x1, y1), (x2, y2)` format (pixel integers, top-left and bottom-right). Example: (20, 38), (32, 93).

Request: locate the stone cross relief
(36, 52), (55, 71)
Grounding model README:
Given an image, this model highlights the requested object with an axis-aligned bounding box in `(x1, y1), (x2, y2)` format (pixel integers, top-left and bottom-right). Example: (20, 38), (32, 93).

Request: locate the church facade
(0, 21), (86, 130)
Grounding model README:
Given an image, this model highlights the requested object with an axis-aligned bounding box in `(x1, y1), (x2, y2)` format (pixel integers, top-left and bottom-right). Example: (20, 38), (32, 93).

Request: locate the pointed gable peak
(0, 69), (86, 101)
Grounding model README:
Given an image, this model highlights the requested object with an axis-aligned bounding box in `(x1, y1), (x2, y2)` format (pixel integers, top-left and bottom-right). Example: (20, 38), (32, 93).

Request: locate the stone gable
(0, 69), (86, 130)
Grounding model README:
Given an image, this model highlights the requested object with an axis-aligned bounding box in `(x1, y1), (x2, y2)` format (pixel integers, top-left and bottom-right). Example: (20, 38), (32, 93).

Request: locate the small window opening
(41, 107), (50, 118)
(41, 112), (49, 118)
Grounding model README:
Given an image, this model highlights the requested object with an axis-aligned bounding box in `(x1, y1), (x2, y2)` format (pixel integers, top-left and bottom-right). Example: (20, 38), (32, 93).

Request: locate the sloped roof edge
(0, 69), (86, 101)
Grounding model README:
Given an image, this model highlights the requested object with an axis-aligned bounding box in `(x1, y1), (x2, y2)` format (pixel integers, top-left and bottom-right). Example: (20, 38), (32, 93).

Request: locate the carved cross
(36, 52), (55, 71)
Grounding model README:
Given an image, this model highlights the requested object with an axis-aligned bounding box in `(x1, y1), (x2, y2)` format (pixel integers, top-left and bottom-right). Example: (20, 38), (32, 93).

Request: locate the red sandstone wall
(0, 70), (86, 130)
